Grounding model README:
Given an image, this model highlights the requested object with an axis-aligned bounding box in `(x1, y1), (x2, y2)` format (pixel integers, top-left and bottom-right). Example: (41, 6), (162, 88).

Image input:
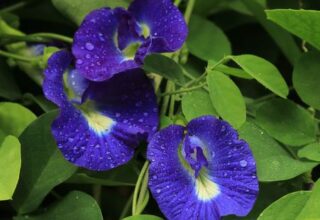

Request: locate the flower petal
(148, 125), (220, 219)
(186, 116), (259, 216)
(129, 0), (188, 52)
(148, 116), (258, 219)
(72, 8), (140, 81)
(43, 51), (158, 171)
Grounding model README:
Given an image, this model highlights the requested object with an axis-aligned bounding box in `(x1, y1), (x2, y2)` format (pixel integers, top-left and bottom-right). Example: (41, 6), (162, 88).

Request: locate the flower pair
(43, 0), (259, 219)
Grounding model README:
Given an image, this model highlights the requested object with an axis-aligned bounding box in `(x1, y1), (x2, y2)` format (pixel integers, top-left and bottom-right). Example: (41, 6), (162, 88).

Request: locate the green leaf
(51, 0), (130, 25)
(298, 143), (320, 162)
(14, 191), (103, 220)
(0, 136), (21, 201)
(182, 89), (218, 121)
(256, 99), (317, 146)
(0, 58), (21, 100)
(242, 0), (301, 65)
(239, 121), (318, 181)
(13, 111), (77, 214)
(296, 180), (320, 219)
(266, 9), (320, 50)
(67, 161), (138, 186)
(207, 71), (246, 129)
(293, 52), (320, 110)
(230, 54), (289, 98)
(0, 102), (36, 137)
(23, 93), (57, 113)
(258, 191), (311, 220)
(143, 54), (186, 86)
(160, 115), (173, 129)
(187, 15), (231, 61)
(123, 215), (163, 220)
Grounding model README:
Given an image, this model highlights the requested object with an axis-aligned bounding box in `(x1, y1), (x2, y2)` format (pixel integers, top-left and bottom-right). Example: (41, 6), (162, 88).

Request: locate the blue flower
(72, 0), (188, 81)
(43, 50), (158, 171)
(147, 116), (259, 220)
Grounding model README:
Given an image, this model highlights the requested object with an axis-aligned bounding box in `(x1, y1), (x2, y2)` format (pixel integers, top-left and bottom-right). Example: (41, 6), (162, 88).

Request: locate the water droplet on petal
(156, 189), (161, 193)
(85, 42), (94, 51)
(76, 59), (83, 65)
(240, 160), (248, 167)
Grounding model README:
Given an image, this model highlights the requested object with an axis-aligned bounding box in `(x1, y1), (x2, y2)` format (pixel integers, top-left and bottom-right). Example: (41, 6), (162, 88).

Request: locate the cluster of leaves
(1, 0), (320, 219)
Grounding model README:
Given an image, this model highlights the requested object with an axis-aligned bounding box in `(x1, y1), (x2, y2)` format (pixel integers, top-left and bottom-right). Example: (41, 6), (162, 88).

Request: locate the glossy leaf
(239, 121), (318, 182)
(52, 0), (130, 25)
(258, 191), (311, 220)
(293, 52), (320, 110)
(256, 99), (317, 146)
(187, 15), (231, 61)
(266, 9), (320, 50)
(230, 54), (289, 98)
(0, 102), (36, 137)
(14, 191), (103, 220)
(207, 71), (246, 129)
(298, 143), (320, 162)
(0, 136), (21, 201)
(182, 89), (218, 121)
(13, 111), (77, 214)
(143, 54), (186, 86)
(242, 0), (301, 64)
(296, 180), (320, 219)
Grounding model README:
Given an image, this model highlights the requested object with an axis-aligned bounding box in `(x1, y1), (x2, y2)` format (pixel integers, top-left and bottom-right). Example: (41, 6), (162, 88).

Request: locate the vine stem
(0, 50), (38, 63)
(29, 33), (73, 44)
(184, 0), (196, 24)
(0, 1), (28, 13)
(132, 161), (149, 215)
(161, 82), (207, 96)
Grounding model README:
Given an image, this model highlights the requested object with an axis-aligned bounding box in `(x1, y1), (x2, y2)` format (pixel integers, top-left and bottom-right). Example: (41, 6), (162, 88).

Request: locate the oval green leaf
(239, 121), (318, 182)
(298, 143), (320, 162)
(0, 136), (21, 201)
(207, 71), (246, 129)
(0, 102), (37, 137)
(52, 0), (130, 25)
(266, 9), (320, 50)
(296, 180), (320, 219)
(258, 191), (311, 220)
(14, 191), (103, 220)
(187, 15), (231, 61)
(230, 54), (289, 98)
(143, 54), (186, 86)
(13, 111), (77, 214)
(293, 52), (320, 110)
(182, 89), (218, 121)
(256, 99), (317, 146)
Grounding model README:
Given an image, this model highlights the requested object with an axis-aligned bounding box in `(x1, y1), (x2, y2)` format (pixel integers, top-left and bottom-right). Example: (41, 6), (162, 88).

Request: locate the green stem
(169, 84), (176, 118)
(160, 81), (173, 115)
(162, 83), (207, 96)
(174, 0), (183, 7)
(0, 49), (38, 63)
(29, 33), (73, 44)
(0, 1), (28, 13)
(119, 193), (134, 220)
(184, 0), (196, 24)
(132, 161), (149, 215)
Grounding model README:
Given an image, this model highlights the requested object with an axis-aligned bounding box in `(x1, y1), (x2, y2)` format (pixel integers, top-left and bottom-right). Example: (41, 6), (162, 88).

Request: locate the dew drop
(156, 189), (161, 193)
(240, 160), (248, 167)
(76, 59), (83, 65)
(85, 42), (95, 51)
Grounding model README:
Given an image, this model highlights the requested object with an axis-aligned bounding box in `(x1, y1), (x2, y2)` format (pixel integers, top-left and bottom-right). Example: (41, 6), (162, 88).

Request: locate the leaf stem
(29, 33), (73, 44)
(184, 0), (196, 24)
(0, 49), (38, 63)
(132, 161), (149, 215)
(119, 193), (134, 220)
(0, 1), (28, 13)
(162, 82), (207, 96)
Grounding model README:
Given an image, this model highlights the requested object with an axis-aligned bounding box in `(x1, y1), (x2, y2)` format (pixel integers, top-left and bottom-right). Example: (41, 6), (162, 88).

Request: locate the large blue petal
(72, 8), (140, 81)
(43, 51), (158, 171)
(129, 0), (188, 53)
(148, 116), (258, 219)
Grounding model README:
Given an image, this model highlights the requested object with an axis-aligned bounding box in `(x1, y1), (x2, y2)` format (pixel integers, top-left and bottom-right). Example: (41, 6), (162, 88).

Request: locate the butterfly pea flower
(43, 50), (158, 171)
(148, 116), (259, 220)
(72, 0), (188, 81)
